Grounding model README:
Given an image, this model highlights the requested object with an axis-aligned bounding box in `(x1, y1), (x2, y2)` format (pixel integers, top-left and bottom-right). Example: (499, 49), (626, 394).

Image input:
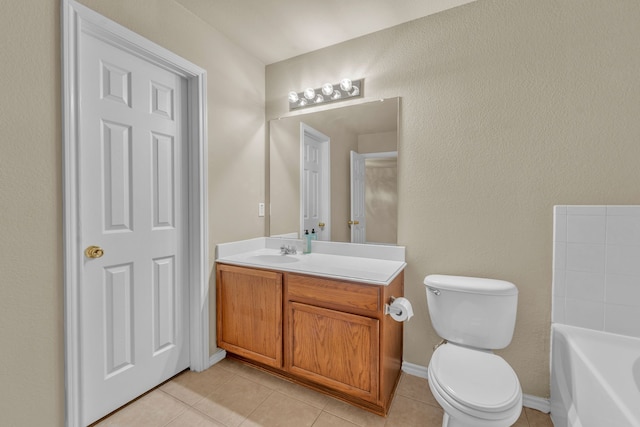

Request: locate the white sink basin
(247, 254), (299, 264)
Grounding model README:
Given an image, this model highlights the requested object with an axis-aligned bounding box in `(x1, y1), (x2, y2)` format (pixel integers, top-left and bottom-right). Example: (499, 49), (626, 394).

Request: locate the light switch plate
(258, 203), (265, 217)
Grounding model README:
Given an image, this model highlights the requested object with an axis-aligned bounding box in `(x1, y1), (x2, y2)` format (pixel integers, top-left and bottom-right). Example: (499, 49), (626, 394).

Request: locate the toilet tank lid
(424, 274), (518, 296)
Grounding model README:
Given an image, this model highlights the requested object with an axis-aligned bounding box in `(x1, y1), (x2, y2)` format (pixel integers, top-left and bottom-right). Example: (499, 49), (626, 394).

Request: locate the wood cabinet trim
(216, 264), (283, 368)
(286, 273), (380, 316)
(286, 301), (379, 403)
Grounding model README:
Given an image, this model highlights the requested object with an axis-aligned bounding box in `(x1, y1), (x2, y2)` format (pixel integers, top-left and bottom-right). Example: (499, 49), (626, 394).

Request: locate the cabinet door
(287, 302), (379, 403)
(217, 264), (282, 368)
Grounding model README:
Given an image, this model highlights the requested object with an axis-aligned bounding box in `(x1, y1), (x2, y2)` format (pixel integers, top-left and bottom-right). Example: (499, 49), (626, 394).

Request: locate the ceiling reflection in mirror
(268, 97), (399, 244)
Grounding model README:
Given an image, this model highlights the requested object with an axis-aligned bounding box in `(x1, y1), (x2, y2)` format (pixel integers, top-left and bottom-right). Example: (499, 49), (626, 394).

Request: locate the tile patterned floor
(93, 358), (554, 427)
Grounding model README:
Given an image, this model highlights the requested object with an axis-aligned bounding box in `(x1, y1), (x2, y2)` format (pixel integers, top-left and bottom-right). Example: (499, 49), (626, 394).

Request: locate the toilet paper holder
(384, 296), (403, 316)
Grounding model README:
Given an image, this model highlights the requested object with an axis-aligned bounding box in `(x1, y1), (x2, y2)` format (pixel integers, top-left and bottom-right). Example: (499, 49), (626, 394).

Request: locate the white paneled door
(78, 28), (189, 425)
(300, 123), (330, 240)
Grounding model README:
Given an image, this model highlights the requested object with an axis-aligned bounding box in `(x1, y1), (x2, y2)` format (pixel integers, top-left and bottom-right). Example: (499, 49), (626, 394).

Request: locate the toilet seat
(428, 344), (522, 422)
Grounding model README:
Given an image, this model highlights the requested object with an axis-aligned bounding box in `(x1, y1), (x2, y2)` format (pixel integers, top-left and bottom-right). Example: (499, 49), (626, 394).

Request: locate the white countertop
(216, 238), (406, 286)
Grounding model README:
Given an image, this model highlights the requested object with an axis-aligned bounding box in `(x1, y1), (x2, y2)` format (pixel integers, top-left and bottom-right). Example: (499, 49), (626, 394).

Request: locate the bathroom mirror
(268, 97), (399, 244)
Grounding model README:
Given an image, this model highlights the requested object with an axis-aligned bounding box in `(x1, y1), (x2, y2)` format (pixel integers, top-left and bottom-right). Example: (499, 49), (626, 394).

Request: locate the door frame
(61, 1), (209, 425)
(299, 123), (330, 240)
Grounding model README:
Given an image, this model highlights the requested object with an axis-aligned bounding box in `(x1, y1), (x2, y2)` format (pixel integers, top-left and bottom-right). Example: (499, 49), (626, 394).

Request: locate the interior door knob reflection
(85, 245), (104, 259)
(348, 220), (360, 225)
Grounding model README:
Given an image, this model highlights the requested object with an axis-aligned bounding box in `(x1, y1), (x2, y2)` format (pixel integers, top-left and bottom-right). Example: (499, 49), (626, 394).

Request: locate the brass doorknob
(348, 220), (360, 225)
(85, 245), (104, 259)
(318, 222), (326, 228)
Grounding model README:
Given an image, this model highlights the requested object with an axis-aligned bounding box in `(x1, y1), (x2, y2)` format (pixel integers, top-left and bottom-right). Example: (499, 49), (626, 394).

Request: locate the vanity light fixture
(288, 78), (363, 111)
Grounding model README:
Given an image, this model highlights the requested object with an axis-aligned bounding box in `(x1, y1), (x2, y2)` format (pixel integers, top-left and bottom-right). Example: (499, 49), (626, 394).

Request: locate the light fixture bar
(288, 78), (363, 111)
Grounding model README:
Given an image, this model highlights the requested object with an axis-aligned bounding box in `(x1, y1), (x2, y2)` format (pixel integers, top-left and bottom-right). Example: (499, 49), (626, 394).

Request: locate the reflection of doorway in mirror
(349, 151), (398, 245)
(365, 154), (397, 244)
(300, 123), (330, 241)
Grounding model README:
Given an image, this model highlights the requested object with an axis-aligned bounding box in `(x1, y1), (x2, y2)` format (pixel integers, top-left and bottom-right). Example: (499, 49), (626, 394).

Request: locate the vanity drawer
(287, 273), (380, 315)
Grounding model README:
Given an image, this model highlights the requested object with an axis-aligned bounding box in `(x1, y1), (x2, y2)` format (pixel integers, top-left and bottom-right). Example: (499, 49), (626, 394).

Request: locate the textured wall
(266, 0), (640, 398)
(0, 0), (264, 424)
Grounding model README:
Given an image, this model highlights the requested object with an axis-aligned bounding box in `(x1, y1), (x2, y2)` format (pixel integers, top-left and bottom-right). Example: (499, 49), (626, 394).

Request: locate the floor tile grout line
(236, 387), (277, 427)
(394, 392), (442, 409)
(307, 407), (324, 427)
(156, 389), (191, 427)
(188, 403), (235, 427)
(315, 409), (364, 427)
(221, 364), (335, 413)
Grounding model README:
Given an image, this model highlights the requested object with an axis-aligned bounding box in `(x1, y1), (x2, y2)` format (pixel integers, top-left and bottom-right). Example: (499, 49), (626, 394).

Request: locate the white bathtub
(551, 323), (640, 427)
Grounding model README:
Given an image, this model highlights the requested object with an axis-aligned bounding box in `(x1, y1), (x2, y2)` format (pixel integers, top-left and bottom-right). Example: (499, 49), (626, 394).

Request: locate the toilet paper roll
(389, 297), (414, 322)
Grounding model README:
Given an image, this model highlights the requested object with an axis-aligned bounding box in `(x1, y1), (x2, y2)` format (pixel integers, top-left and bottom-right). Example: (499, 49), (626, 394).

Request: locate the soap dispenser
(311, 228), (317, 240)
(303, 230), (311, 254)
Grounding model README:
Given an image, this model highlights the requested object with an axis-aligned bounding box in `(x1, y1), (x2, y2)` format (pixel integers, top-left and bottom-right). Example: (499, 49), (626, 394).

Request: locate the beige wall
(267, 0), (640, 398)
(3, 0), (640, 423)
(0, 0), (264, 425)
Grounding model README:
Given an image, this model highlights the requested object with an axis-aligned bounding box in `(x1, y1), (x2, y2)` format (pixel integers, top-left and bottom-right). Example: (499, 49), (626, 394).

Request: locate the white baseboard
(208, 348), (227, 368)
(401, 361), (550, 414)
(401, 360), (429, 379)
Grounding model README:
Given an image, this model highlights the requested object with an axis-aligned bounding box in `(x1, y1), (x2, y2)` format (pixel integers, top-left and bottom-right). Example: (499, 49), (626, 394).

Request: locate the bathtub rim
(551, 322), (640, 427)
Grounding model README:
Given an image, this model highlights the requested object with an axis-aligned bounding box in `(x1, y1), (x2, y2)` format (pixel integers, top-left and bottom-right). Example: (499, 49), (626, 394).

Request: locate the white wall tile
(606, 215), (640, 245)
(604, 304), (640, 338)
(606, 206), (640, 216)
(554, 213), (567, 243)
(552, 296), (565, 323)
(565, 298), (604, 330)
(552, 269), (566, 297)
(565, 270), (604, 302)
(566, 206), (606, 216)
(553, 242), (566, 271)
(606, 245), (640, 276)
(566, 243), (606, 273)
(605, 273), (640, 306)
(567, 214), (606, 244)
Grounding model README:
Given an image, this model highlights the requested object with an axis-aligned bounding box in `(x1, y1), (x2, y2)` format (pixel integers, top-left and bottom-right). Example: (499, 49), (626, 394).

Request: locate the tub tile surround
(553, 205), (640, 338)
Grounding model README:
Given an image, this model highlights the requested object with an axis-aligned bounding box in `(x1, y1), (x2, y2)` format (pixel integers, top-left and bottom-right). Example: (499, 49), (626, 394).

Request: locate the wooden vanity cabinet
(216, 264), (283, 368)
(215, 262), (404, 416)
(285, 272), (403, 413)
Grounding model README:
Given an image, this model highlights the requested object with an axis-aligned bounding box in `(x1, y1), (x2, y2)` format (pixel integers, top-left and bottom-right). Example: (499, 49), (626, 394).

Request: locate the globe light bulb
(288, 91), (299, 103)
(303, 88), (315, 100)
(315, 94), (324, 103)
(339, 78), (352, 92)
(331, 90), (342, 100)
(322, 83), (334, 96)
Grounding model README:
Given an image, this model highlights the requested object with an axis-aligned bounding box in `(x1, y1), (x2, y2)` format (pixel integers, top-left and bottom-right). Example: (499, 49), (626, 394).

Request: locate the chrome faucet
(280, 245), (297, 255)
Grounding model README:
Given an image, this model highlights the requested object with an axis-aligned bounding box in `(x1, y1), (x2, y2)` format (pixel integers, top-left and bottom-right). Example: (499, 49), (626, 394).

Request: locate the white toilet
(424, 274), (523, 427)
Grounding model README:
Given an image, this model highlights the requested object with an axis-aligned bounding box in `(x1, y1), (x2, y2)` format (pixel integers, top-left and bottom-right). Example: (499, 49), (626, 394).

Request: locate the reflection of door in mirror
(300, 124), (330, 241)
(350, 151), (398, 244)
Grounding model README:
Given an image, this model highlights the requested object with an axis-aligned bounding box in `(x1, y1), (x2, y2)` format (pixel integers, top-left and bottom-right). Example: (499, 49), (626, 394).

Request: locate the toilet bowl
(424, 275), (523, 427)
(428, 343), (522, 426)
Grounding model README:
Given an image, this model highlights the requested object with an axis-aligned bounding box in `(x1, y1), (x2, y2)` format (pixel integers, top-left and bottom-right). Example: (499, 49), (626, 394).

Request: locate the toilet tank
(425, 274), (518, 350)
